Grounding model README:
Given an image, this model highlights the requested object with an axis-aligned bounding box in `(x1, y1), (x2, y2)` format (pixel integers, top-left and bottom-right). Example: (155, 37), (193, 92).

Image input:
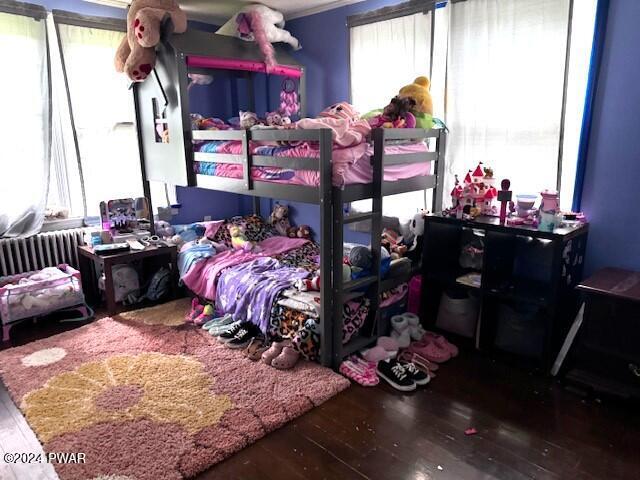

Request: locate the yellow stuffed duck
(398, 76), (434, 130)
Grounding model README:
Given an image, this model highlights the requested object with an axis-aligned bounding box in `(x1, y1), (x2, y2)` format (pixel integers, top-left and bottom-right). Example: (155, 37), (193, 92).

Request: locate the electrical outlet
(203, 215), (212, 221)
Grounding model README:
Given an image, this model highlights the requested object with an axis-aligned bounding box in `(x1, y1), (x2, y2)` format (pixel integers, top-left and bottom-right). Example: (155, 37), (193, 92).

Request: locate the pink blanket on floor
(182, 236), (309, 301)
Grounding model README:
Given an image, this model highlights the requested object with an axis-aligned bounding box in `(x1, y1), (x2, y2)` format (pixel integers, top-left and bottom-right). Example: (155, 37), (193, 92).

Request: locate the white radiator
(0, 229), (87, 277)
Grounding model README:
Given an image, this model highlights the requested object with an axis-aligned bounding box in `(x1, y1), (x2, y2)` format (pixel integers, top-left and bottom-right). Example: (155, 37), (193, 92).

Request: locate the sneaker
(209, 320), (241, 337)
(376, 359), (416, 392)
(400, 361), (430, 386)
(219, 321), (254, 343)
(202, 313), (233, 330)
(225, 324), (261, 349)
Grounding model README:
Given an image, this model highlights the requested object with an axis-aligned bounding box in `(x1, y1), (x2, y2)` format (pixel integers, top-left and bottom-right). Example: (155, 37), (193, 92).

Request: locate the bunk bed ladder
(331, 129), (384, 368)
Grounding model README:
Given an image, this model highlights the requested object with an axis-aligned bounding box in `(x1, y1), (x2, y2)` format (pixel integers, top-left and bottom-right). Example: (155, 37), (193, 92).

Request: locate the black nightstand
(77, 245), (178, 316)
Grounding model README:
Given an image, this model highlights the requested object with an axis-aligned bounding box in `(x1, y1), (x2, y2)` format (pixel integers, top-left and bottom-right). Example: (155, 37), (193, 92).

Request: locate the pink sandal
(271, 346), (300, 369)
(339, 357), (379, 386)
(423, 331), (459, 357)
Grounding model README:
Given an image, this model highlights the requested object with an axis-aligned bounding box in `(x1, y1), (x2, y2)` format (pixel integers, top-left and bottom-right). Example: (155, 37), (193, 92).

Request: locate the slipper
(361, 346), (391, 363)
(377, 336), (399, 353)
(271, 346), (300, 369)
(422, 331), (459, 357)
(244, 337), (269, 361)
(406, 340), (451, 364)
(390, 315), (411, 348)
(261, 340), (289, 365)
(202, 313), (233, 330)
(339, 358), (379, 386)
(403, 312), (426, 341)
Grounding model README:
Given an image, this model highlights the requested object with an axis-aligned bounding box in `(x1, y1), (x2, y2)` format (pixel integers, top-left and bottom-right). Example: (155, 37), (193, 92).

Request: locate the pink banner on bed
(187, 56), (303, 78)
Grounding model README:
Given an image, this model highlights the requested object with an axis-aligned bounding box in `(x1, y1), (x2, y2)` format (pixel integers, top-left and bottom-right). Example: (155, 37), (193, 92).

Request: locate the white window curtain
(51, 20), (143, 218)
(0, 11), (50, 237)
(350, 11), (433, 222)
(350, 12), (432, 115)
(445, 0), (571, 205)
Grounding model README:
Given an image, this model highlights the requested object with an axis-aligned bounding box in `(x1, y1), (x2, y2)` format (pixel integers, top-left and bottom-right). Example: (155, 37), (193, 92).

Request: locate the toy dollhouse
(449, 162), (498, 218)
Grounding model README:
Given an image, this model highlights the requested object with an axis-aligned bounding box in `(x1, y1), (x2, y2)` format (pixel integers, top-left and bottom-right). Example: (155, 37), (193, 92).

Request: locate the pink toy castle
(449, 162), (498, 218)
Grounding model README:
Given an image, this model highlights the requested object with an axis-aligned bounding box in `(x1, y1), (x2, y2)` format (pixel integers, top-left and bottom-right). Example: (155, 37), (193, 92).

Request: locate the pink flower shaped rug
(0, 299), (349, 480)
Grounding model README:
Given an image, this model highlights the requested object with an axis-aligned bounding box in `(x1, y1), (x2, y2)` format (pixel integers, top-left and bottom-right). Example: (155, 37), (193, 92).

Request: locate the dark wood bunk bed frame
(133, 25), (447, 368)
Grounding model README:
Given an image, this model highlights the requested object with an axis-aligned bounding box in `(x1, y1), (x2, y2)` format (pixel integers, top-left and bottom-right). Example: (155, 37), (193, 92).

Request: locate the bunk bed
(133, 23), (447, 368)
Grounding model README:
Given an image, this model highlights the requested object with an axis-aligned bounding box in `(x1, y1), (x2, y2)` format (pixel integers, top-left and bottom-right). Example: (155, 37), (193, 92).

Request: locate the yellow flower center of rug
(21, 353), (233, 443)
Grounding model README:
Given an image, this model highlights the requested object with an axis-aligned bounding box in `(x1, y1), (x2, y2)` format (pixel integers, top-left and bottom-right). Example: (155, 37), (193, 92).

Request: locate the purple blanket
(216, 257), (309, 333)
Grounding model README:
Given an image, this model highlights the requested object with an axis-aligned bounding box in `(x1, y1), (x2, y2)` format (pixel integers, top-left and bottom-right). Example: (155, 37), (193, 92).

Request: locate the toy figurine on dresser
(447, 162), (498, 219)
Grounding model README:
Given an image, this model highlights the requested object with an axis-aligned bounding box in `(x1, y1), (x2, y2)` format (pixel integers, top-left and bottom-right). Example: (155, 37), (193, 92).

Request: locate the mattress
(193, 140), (431, 187)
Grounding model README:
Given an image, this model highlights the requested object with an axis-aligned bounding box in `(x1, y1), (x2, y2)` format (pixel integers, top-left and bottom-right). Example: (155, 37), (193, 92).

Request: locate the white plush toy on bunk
(217, 4), (301, 70)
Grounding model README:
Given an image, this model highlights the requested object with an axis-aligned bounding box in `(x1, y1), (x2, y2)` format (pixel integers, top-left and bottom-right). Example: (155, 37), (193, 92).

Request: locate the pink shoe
(423, 331), (459, 357)
(271, 346), (300, 369)
(185, 298), (204, 323)
(193, 304), (214, 326)
(406, 339), (451, 364)
(339, 357), (379, 386)
(261, 340), (289, 365)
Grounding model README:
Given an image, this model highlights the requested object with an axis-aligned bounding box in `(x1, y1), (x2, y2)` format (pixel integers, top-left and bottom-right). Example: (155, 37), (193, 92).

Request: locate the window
(349, 9), (434, 223)
(48, 15), (143, 218)
(0, 7), (49, 237)
(349, 0), (598, 219)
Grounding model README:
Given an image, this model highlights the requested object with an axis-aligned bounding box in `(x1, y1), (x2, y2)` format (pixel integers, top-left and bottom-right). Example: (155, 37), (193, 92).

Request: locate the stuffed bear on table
(114, 0), (187, 82)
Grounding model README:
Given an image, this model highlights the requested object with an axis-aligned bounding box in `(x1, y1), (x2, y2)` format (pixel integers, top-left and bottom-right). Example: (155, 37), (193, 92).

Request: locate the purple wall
(580, 0), (640, 274)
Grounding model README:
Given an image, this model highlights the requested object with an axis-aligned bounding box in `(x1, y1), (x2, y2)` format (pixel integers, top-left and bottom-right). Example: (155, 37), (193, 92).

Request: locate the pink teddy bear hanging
(114, 0), (187, 82)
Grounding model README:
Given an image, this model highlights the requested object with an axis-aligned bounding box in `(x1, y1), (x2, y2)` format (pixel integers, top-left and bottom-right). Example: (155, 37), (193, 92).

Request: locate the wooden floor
(1, 318), (640, 480)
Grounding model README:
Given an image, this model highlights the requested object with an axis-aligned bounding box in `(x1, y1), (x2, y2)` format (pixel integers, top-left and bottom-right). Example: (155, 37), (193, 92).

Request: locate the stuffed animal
(217, 4), (301, 71)
(405, 212), (426, 262)
(228, 224), (260, 252)
(239, 111), (259, 129)
(286, 226), (298, 238)
(381, 228), (407, 259)
(295, 225), (311, 240)
(398, 76), (434, 129)
(114, 0), (187, 83)
(269, 203), (291, 236)
(266, 111), (290, 126)
(154, 220), (174, 238)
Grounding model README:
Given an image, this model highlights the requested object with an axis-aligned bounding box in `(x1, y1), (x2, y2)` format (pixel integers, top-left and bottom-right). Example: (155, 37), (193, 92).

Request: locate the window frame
(347, 0), (580, 220)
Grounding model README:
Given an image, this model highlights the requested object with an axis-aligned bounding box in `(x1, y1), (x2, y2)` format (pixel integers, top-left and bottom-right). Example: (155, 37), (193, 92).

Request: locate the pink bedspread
(196, 142), (431, 187)
(182, 236), (309, 301)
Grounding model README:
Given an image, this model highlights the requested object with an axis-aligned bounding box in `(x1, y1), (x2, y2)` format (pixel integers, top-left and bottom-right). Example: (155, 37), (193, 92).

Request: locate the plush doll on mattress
(296, 102), (371, 148)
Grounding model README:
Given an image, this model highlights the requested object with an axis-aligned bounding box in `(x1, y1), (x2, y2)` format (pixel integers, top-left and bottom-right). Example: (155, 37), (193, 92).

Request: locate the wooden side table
(552, 268), (640, 398)
(77, 245), (178, 316)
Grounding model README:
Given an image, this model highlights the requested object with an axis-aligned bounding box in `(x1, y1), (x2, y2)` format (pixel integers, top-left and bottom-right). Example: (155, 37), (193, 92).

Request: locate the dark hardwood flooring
(1, 316), (639, 480)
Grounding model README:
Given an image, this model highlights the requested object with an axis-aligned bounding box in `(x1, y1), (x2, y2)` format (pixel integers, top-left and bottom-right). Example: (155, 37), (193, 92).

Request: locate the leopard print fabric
(211, 214), (278, 248)
(273, 241), (320, 273)
(269, 296), (370, 361)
